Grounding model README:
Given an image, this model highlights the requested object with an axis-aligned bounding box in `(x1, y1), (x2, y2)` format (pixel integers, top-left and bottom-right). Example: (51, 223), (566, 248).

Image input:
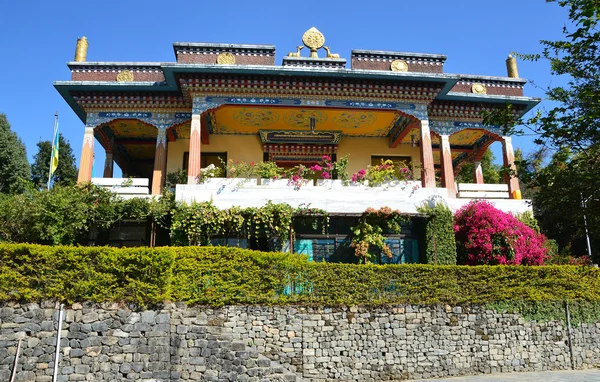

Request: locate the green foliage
(170, 201), (329, 247)
(166, 169), (187, 188)
(503, 1), (600, 261)
(2, 244), (600, 308)
(0, 184), (152, 245)
(256, 161), (284, 179)
(516, 211), (541, 233)
(455, 149), (502, 185)
(0, 113), (30, 193)
(350, 207), (409, 264)
(31, 134), (77, 189)
(486, 300), (600, 326)
(417, 202), (457, 265)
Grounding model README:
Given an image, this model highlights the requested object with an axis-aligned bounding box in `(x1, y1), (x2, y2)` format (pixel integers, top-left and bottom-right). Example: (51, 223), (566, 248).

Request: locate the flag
(49, 122), (59, 176)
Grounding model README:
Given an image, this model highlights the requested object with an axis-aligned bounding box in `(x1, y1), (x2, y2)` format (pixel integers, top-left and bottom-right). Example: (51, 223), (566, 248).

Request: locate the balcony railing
(91, 178), (151, 199)
(175, 178), (530, 215)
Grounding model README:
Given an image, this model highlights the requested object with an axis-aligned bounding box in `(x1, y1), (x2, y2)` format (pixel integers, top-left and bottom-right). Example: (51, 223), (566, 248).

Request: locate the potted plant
(312, 155), (349, 188)
(285, 164), (311, 190)
(256, 161), (285, 186)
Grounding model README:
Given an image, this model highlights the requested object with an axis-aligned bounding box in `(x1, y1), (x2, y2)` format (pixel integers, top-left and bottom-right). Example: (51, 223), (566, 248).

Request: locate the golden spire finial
(506, 54), (519, 78)
(302, 27), (325, 58)
(74, 36), (88, 62)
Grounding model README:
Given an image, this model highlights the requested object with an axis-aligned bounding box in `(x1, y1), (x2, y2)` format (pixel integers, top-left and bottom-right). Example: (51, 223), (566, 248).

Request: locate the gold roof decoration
(302, 27), (325, 58)
(217, 52), (236, 65)
(472, 83), (487, 94)
(391, 60), (408, 72)
(116, 70), (134, 82)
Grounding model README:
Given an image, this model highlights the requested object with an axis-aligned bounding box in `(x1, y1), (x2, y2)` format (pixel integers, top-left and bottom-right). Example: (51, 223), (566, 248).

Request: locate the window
(182, 152), (227, 172)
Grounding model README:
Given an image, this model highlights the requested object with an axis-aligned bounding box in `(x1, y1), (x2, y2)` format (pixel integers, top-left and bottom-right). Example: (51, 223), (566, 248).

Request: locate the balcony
(175, 178), (531, 214)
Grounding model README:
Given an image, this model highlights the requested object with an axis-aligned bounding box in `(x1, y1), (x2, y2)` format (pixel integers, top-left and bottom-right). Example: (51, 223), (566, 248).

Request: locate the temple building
(55, 28), (540, 253)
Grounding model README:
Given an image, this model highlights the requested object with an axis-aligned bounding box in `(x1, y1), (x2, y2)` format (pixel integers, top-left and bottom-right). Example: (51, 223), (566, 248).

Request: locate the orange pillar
(77, 127), (95, 183)
(474, 161), (484, 184)
(187, 113), (202, 184)
(440, 135), (456, 198)
(151, 128), (168, 195)
(502, 136), (521, 199)
(419, 120), (435, 188)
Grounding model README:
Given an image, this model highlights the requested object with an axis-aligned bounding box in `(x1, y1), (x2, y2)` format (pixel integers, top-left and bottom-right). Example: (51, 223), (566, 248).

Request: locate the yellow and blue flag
(49, 122), (59, 176)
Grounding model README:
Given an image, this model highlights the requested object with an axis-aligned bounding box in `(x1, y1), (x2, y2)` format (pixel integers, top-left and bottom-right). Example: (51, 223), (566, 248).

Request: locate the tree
(492, 0), (600, 261)
(31, 134), (78, 188)
(455, 148), (502, 184)
(0, 113), (30, 193)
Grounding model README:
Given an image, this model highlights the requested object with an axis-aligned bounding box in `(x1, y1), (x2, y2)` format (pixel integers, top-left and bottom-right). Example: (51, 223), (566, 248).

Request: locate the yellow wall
(166, 135), (264, 174)
(166, 135), (422, 179)
(338, 137), (422, 178)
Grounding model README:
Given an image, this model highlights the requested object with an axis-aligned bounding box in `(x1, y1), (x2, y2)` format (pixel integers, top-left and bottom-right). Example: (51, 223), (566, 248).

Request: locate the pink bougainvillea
(453, 201), (548, 265)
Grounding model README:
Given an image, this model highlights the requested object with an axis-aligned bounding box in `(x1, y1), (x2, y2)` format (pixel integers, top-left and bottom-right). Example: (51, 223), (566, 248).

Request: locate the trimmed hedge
(1, 244), (600, 307)
(417, 203), (457, 265)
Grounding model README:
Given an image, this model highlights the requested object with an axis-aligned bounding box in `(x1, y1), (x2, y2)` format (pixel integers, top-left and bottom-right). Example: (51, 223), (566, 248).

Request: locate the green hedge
(417, 203), (457, 265)
(1, 244), (600, 307)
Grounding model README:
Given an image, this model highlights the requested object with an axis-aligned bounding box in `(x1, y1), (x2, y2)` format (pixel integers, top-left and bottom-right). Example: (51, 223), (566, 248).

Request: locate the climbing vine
(170, 201), (328, 247)
(350, 207), (409, 264)
(417, 202), (457, 265)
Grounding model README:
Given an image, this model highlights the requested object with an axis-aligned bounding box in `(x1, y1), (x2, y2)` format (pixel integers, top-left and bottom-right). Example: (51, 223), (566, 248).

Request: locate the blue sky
(0, 0), (568, 175)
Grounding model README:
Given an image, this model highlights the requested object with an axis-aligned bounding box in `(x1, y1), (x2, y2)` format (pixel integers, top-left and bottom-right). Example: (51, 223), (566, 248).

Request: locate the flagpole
(47, 112), (59, 190)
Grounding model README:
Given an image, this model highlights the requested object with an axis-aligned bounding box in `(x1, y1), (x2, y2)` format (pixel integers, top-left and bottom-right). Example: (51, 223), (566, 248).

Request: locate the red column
(502, 136), (521, 199)
(77, 127), (94, 183)
(440, 135), (456, 198)
(419, 120), (435, 188)
(474, 161), (484, 184)
(152, 128), (168, 195)
(187, 114), (202, 184)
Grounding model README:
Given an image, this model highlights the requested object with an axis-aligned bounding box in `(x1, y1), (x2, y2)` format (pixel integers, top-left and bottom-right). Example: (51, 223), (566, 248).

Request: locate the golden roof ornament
(391, 60), (408, 72)
(116, 70), (134, 82)
(217, 52), (236, 65)
(74, 36), (88, 62)
(302, 27), (325, 58)
(472, 83), (487, 94)
(506, 54), (519, 78)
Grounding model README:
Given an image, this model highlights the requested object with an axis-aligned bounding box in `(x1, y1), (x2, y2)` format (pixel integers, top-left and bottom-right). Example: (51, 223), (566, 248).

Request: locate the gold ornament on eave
(217, 52), (236, 65)
(302, 27), (325, 58)
(472, 83), (487, 94)
(391, 60), (409, 72)
(116, 70), (134, 82)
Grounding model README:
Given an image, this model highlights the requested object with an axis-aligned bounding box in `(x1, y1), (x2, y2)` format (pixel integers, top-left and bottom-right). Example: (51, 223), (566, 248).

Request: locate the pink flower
(322, 155), (332, 161)
(454, 201), (548, 266)
(358, 169), (366, 176)
(322, 171), (331, 179)
(310, 164), (322, 171)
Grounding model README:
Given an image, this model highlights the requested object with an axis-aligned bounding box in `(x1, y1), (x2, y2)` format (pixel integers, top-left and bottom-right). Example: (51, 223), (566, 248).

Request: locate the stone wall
(1, 302), (599, 381)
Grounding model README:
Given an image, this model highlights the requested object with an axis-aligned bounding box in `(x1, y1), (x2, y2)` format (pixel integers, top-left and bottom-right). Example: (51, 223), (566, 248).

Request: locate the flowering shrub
(197, 164), (224, 183)
(309, 155), (350, 183)
(222, 159), (256, 178)
(286, 164), (310, 190)
(351, 159), (412, 187)
(454, 201), (548, 265)
(350, 206), (408, 264)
